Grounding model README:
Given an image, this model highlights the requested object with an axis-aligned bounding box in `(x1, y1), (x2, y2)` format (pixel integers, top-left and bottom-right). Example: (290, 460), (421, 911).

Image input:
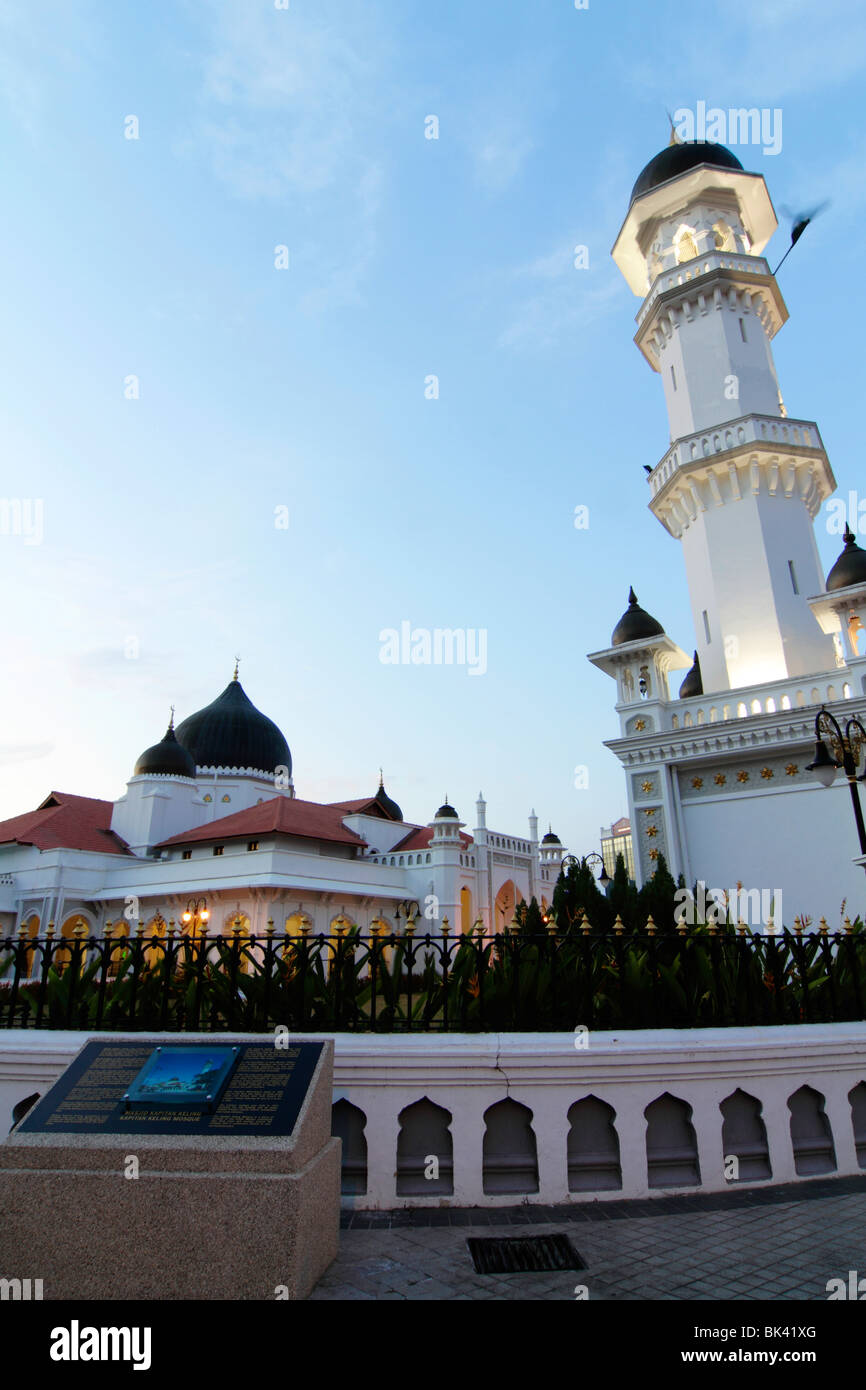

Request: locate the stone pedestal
(0, 1037), (340, 1301)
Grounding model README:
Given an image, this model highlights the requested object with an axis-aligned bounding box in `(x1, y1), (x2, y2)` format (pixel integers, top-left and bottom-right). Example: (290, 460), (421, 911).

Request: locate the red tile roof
(0, 792), (131, 856)
(391, 825), (473, 852)
(329, 797), (387, 815)
(158, 796), (368, 849)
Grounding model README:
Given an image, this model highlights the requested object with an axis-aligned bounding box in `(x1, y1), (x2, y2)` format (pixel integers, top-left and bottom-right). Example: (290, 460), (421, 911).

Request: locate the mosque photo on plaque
(124, 1046), (240, 1112)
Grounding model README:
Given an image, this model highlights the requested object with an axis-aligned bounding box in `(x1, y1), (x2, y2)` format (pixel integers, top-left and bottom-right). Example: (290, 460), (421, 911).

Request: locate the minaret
(611, 137), (836, 692)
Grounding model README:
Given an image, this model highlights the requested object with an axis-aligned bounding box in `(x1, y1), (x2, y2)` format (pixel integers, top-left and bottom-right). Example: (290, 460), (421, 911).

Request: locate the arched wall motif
(645, 1093), (701, 1188)
(788, 1085), (836, 1176)
(482, 1098), (539, 1195)
(848, 1082), (866, 1171)
(396, 1098), (454, 1196)
(332, 1100), (367, 1195)
(567, 1096), (622, 1192)
(720, 1089), (771, 1182)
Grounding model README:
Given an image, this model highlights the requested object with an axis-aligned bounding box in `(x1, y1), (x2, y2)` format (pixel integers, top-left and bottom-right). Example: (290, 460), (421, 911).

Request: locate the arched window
(675, 228), (699, 263)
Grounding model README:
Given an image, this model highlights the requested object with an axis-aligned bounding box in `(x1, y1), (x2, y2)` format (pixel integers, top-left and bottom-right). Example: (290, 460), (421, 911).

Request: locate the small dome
(611, 587), (666, 647)
(826, 526), (866, 592)
(175, 675), (291, 776)
(435, 801), (459, 820)
(134, 722), (196, 779)
(631, 140), (744, 203)
(678, 651), (703, 699)
(541, 828), (561, 846)
(373, 774), (403, 822)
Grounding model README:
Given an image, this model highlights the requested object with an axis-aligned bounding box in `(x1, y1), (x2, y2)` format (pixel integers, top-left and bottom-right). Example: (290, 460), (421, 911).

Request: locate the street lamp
(562, 852), (610, 886)
(181, 897), (210, 936)
(806, 705), (866, 861)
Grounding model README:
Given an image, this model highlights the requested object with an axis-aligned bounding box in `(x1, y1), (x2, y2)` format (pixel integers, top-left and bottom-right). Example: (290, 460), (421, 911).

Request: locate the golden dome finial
(666, 108), (682, 146)
(233, 656), (240, 682)
(169, 704), (175, 731)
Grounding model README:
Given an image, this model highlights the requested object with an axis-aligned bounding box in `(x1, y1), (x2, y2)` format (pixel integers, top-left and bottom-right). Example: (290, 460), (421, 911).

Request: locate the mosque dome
(435, 801), (459, 820)
(134, 720), (196, 779)
(373, 774), (403, 822)
(175, 672), (291, 776)
(611, 588), (666, 646)
(541, 829), (562, 846)
(631, 140), (744, 203)
(826, 526), (866, 592)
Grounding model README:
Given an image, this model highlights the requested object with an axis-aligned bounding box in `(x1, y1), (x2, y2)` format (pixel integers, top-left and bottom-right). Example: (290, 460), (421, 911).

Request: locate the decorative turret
(430, 798), (464, 845)
(678, 651), (703, 699)
(826, 526), (866, 593)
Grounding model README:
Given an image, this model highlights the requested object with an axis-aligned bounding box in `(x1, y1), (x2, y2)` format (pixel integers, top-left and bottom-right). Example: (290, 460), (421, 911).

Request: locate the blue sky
(1, 0), (865, 855)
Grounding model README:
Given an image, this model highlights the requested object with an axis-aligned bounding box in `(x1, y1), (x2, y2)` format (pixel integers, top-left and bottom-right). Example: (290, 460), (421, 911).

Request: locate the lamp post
(181, 897), (210, 938)
(806, 705), (866, 864)
(561, 852), (611, 887)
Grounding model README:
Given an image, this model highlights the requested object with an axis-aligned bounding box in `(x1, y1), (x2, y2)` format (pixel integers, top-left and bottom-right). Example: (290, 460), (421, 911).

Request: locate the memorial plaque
(16, 1039), (325, 1137)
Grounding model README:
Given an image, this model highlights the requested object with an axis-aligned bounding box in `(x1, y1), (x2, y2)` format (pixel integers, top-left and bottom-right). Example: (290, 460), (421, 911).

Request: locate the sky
(1, 0), (865, 853)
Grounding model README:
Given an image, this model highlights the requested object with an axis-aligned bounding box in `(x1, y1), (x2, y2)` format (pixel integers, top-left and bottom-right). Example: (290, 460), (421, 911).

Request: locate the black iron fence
(1, 922), (864, 1033)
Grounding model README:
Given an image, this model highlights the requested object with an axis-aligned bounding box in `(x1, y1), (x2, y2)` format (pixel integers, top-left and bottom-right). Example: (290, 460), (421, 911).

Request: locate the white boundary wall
(1, 1026), (865, 1208)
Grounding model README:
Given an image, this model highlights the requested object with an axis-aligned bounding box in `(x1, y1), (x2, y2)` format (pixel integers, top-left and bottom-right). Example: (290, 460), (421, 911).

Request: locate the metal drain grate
(467, 1234), (586, 1275)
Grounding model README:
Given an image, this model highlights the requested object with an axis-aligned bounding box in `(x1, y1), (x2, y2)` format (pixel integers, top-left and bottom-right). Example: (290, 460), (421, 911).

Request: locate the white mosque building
(0, 667), (566, 949)
(588, 134), (866, 926)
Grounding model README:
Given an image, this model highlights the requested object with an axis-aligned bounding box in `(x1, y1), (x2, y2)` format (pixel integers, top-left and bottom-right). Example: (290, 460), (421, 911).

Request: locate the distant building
(0, 668), (567, 948)
(600, 818), (634, 879)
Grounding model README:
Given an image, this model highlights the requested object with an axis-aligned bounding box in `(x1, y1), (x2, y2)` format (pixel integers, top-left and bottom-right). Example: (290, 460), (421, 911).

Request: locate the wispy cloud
(184, 0), (392, 310)
(625, 0), (866, 103)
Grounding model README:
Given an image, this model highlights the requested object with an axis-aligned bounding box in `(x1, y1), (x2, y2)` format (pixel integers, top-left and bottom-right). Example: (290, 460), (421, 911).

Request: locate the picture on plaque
(124, 1045), (240, 1112)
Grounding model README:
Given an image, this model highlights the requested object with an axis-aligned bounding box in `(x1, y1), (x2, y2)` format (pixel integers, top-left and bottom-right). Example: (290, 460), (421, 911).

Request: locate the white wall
(3, 1025), (864, 1208)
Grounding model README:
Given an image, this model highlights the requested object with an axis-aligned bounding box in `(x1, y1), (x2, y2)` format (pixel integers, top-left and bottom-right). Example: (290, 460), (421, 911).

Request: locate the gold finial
(379, 767), (384, 788)
(233, 656), (240, 681)
(168, 704), (175, 731)
(666, 108), (682, 146)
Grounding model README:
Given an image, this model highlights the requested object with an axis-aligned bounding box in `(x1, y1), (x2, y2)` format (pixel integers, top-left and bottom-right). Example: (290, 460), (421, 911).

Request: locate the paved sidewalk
(310, 1177), (866, 1300)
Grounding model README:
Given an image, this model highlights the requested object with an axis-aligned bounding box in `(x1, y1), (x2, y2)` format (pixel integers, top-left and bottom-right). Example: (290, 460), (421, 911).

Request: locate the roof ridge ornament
(233, 656), (240, 682)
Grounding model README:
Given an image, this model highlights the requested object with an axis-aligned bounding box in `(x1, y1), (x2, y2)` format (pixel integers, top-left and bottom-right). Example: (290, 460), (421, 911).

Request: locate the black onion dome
(631, 140), (744, 203)
(373, 775), (403, 822)
(611, 587), (666, 647)
(435, 801), (459, 820)
(679, 651), (703, 699)
(541, 829), (562, 845)
(175, 678), (291, 775)
(134, 723), (196, 779)
(826, 526), (866, 592)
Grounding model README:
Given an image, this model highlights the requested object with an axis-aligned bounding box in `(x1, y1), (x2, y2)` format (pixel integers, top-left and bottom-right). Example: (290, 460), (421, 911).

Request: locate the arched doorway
(460, 886), (474, 934)
(494, 881), (516, 932)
